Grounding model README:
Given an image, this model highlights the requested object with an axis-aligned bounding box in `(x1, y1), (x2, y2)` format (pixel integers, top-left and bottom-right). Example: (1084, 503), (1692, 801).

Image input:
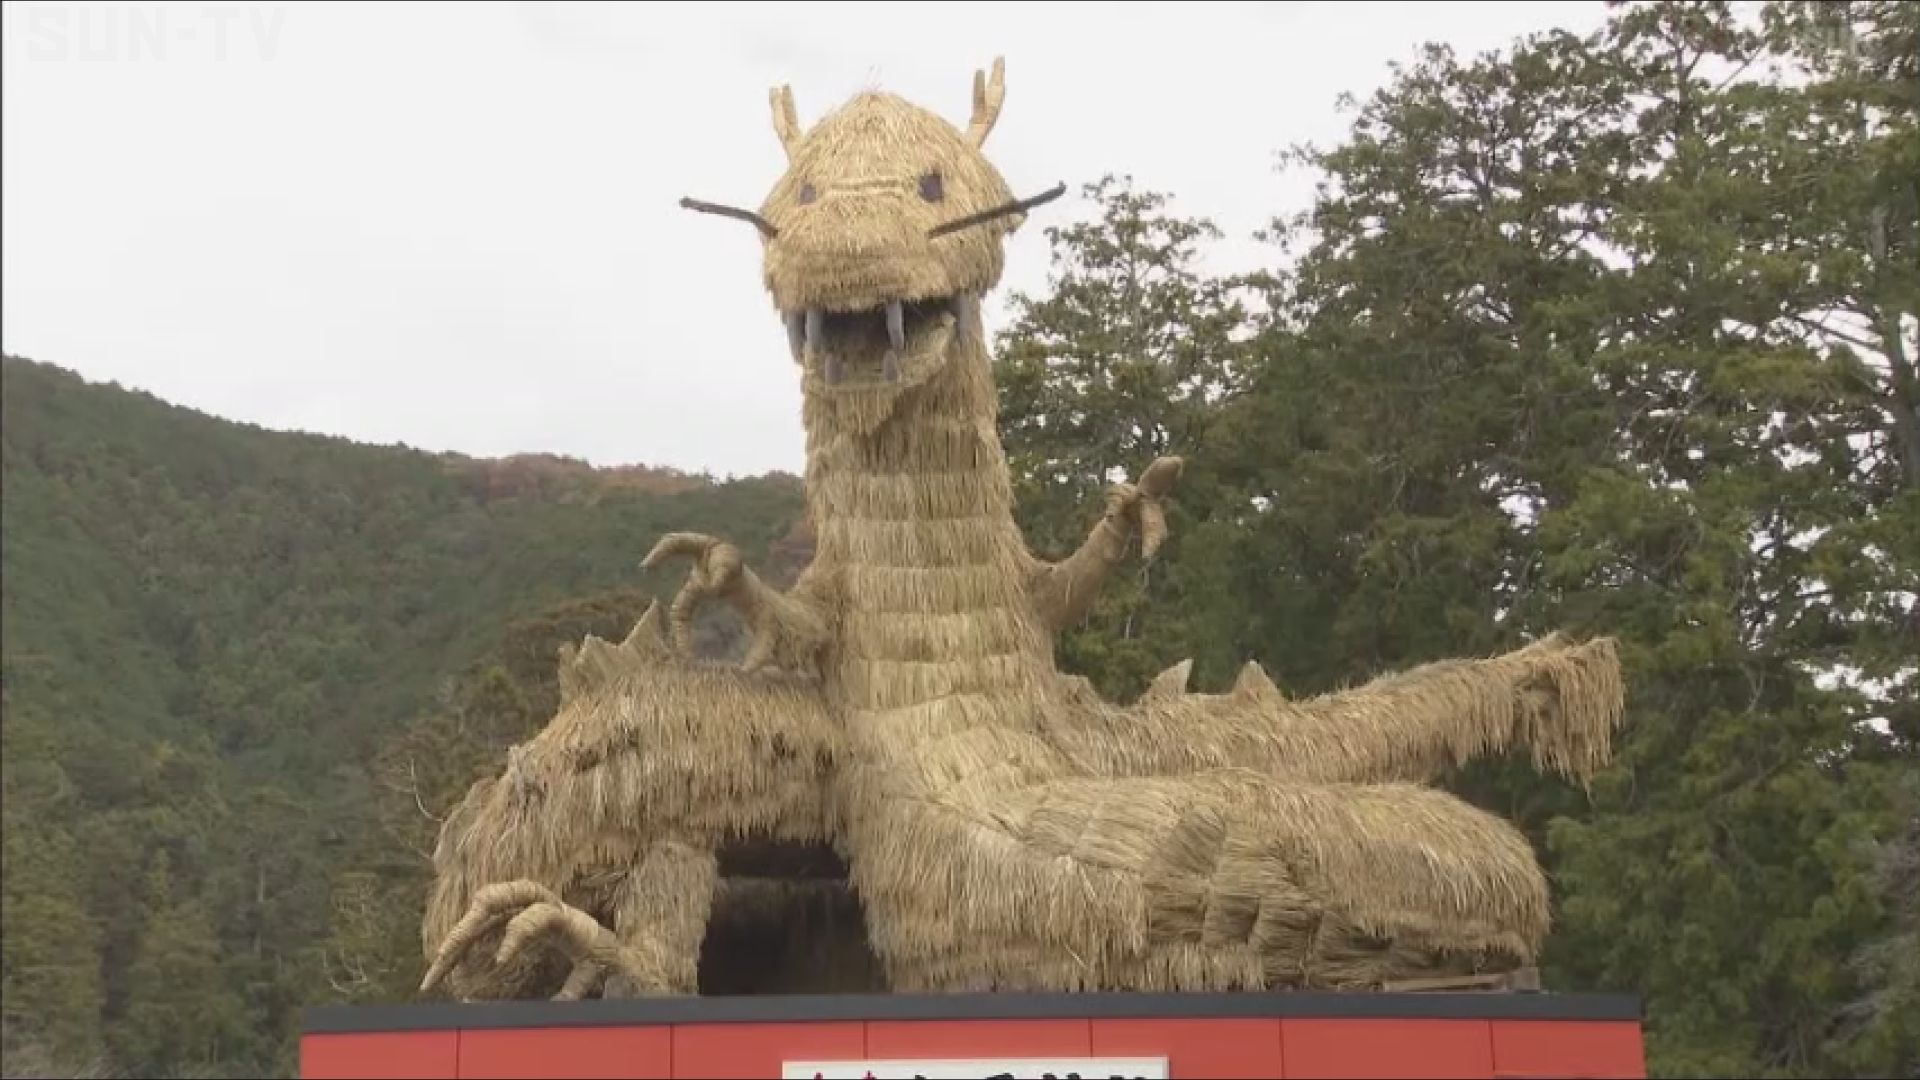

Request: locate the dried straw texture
(419, 60), (1627, 1001)
(419, 604), (840, 1000)
(854, 775), (1550, 992)
(809, 330), (1623, 991)
(1046, 633), (1625, 786)
(758, 92), (1018, 316)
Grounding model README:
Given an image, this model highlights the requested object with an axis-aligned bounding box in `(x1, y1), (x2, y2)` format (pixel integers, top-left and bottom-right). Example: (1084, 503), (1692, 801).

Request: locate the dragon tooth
(882, 349), (900, 382)
(886, 300), (905, 352)
(805, 308), (824, 355)
(785, 312), (804, 361)
(952, 294), (976, 342)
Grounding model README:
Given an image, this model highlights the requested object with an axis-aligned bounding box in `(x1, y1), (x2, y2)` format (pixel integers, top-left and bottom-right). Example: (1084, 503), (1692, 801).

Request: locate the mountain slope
(0, 355), (805, 1077)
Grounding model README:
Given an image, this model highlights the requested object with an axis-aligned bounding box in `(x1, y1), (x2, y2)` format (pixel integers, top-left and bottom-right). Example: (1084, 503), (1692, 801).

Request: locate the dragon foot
(420, 880), (674, 1001)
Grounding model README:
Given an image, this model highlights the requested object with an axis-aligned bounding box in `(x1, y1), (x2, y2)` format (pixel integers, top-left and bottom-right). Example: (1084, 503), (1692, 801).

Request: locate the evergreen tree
(997, 3), (1914, 1074)
(116, 856), (249, 1078)
(0, 355), (805, 1077)
(996, 176), (1259, 697)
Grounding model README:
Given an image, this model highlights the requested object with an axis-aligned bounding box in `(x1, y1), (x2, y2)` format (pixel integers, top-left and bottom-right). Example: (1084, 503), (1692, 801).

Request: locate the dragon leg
(420, 841), (719, 1000)
(601, 840), (720, 996)
(420, 837), (721, 999)
(417, 601), (841, 1001)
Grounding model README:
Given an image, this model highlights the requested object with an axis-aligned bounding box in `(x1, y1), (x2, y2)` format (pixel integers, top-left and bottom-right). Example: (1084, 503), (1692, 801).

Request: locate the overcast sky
(2, 1), (1609, 478)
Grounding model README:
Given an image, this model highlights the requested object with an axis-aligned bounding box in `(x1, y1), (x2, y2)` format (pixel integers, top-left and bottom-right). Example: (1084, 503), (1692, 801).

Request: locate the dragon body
(419, 60), (1625, 1001)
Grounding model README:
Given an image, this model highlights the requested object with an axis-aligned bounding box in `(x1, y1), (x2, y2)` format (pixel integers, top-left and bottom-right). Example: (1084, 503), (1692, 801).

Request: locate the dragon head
(682, 59), (1061, 414)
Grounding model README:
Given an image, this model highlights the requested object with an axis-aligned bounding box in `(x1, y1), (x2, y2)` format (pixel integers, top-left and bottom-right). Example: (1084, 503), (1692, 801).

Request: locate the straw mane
(418, 57), (1628, 1002)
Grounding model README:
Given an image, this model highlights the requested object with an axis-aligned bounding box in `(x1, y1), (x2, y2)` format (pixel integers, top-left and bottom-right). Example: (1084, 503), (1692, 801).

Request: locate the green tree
(0, 822), (106, 1070)
(115, 856), (249, 1078)
(1237, 2), (1915, 1073)
(996, 176), (1259, 697)
(996, 4), (1913, 1074)
(0, 354), (806, 1076)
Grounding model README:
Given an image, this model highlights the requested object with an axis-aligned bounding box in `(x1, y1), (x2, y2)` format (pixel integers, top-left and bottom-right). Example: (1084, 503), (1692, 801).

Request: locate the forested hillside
(2, 3), (1915, 1078)
(0, 356), (806, 1077)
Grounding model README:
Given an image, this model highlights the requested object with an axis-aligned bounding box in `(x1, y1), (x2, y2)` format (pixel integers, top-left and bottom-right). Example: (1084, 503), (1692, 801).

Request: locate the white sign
(781, 1059), (1169, 1080)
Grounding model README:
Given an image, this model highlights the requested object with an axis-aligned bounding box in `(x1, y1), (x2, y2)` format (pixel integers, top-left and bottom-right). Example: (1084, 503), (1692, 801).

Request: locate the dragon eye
(797, 182), (817, 205)
(919, 172), (944, 202)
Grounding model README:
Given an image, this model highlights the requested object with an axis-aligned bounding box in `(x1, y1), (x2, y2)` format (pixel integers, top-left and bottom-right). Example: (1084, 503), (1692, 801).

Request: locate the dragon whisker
(678, 197), (779, 239)
(928, 182), (1067, 238)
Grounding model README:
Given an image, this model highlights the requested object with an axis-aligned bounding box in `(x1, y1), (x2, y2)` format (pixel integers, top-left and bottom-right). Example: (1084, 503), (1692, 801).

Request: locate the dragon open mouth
(783, 294), (973, 389)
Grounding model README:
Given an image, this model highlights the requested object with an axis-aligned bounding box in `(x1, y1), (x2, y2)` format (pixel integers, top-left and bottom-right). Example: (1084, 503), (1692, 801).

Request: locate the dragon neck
(801, 313), (1021, 564)
(801, 310), (1054, 713)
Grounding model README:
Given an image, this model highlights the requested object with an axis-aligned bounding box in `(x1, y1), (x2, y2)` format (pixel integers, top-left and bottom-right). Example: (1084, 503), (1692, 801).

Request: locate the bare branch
(407, 757), (443, 824)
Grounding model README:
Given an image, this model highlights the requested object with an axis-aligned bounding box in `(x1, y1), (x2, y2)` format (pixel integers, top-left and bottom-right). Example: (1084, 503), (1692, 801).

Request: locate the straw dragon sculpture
(418, 59), (1626, 1002)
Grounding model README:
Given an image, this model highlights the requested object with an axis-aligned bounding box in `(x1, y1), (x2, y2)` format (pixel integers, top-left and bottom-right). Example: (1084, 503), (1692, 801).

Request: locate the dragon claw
(1106, 456), (1184, 559)
(494, 901), (568, 969)
(421, 880), (668, 1002)
(643, 532), (749, 656)
(420, 880), (564, 995)
(554, 961), (608, 1001)
(637, 529), (812, 674)
(642, 532), (736, 581)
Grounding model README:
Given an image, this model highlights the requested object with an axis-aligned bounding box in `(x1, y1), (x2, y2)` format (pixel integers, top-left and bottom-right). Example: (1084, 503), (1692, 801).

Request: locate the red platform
(301, 991), (1645, 1079)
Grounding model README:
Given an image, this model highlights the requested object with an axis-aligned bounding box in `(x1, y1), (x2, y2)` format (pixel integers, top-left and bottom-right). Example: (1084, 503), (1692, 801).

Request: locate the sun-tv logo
(7, 3), (288, 63)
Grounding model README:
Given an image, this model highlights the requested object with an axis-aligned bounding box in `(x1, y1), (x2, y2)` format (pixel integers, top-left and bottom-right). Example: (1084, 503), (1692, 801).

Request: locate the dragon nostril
(919, 172), (944, 202)
(798, 183), (817, 205)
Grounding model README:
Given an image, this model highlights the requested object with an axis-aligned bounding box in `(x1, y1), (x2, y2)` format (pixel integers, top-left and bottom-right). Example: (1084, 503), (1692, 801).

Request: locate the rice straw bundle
(418, 57), (1627, 1002)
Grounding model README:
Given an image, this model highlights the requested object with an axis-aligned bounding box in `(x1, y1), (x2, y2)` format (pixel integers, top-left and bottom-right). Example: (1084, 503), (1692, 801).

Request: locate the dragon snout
(779, 292), (977, 389)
